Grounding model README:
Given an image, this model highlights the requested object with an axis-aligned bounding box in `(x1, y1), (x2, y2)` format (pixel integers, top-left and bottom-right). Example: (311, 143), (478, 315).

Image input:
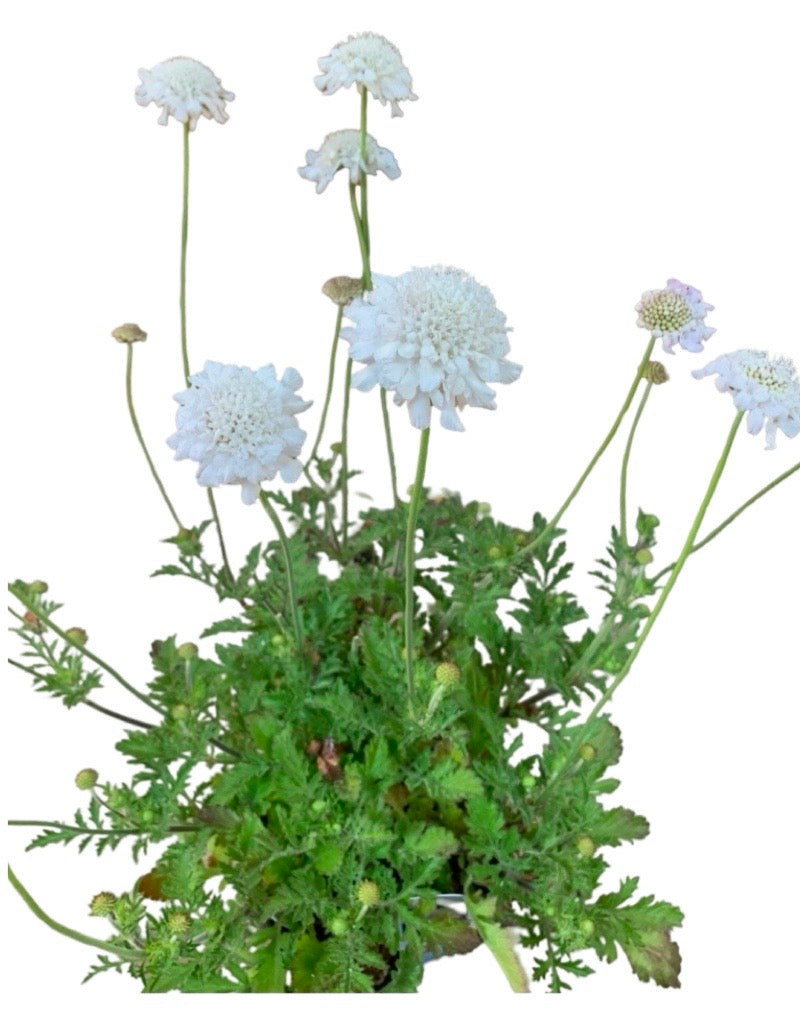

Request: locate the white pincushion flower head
(315, 33), (417, 116)
(135, 57), (234, 129)
(342, 266), (521, 431)
(299, 129), (401, 194)
(692, 349), (800, 449)
(167, 361), (312, 504)
(636, 279), (715, 354)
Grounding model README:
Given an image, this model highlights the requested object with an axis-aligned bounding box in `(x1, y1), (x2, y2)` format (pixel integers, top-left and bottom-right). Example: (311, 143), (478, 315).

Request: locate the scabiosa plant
(135, 56), (234, 128)
(167, 361), (312, 504)
(636, 278), (715, 353)
(343, 266), (522, 431)
(692, 349), (800, 448)
(7, 31), (799, 998)
(298, 129), (401, 193)
(315, 32), (417, 116)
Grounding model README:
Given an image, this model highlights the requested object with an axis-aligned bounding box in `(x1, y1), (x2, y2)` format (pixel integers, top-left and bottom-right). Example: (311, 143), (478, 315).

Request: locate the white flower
(315, 33), (417, 116)
(298, 129), (400, 194)
(135, 57), (234, 129)
(636, 279), (715, 353)
(342, 266), (521, 431)
(692, 349), (800, 449)
(167, 361), (311, 504)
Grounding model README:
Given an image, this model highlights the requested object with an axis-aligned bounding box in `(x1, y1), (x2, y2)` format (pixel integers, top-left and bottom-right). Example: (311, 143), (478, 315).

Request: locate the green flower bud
(65, 627), (88, 646)
(576, 835), (596, 857)
(75, 768), (99, 790)
(642, 360), (669, 384)
(170, 703), (190, 721)
(434, 661), (461, 686)
(175, 527), (202, 557)
(487, 545), (503, 559)
(579, 918), (596, 937)
(634, 548), (654, 565)
(165, 910), (191, 936)
(29, 580), (49, 594)
(356, 880), (380, 907)
(328, 915), (349, 937)
(578, 743), (596, 761)
(89, 892), (117, 917)
(177, 642), (198, 660)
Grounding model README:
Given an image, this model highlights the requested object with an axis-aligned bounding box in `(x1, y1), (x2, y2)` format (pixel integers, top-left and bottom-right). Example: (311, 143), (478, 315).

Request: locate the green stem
(259, 492), (303, 649)
(620, 380), (654, 546)
(404, 427), (431, 699)
(179, 121), (190, 385)
(348, 182), (370, 287)
(517, 336), (657, 562)
(381, 389), (400, 506)
(8, 865), (140, 960)
(8, 821), (200, 835)
(9, 588), (162, 714)
(306, 305), (344, 470)
(651, 458), (800, 585)
(206, 489), (234, 587)
(341, 358), (353, 549)
(358, 87), (372, 282)
(545, 410), (744, 792)
(124, 343), (184, 530)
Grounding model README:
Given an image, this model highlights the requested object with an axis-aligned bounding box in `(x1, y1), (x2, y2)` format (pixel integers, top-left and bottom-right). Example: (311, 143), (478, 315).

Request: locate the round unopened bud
(328, 915), (349, 937)
(579, 918), (596, 938)
(111, 322), (147, 344)
(477, 502), (492, 517)
(171, 703), (190, 721)
(22, 611), (44, 633)
(322, 276), (363, 306)
(634, 548), (654, 566)
(576, 835), (596, 857)
(578, 743), (596, 761)
(65, 627), (88, 647)
(487, 545), (503, 559)
(165, 910), (191, 936)
(89, 891), (117, 917)
(29, 580), (49, 594)
(434, 662), (461, 687)
(175, 527), (202, 556)
(642, 360), (669, 384)
(356, 880), (380, 907)
(75, 768), (99, 790)
(177, 642), (198, 660)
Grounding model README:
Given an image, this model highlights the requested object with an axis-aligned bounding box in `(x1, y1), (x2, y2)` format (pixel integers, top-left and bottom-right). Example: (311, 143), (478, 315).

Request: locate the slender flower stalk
(306, 304), (344, 471)
(517, 337), (656, 561)
(123, 342), (184, 530)
(404, 427), (431, 699)
(619, 380), (654, 545)
(9, 588), (162, 714)
(651, 458), (800, 584)
(259, 492), (303, 649)
(545, 410), (744, 792)
(341, 358), (353, 547)
(7, 866), (140, 960)
(358, 87), (372, 281)
(176, 122), (234, 583)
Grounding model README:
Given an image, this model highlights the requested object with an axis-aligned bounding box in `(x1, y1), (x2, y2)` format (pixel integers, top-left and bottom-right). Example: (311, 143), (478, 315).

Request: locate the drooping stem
(8, 865), (140, 960)
(259, 492), (303, 649)
(124, 342), (184, 530)
(404, 427), (431, 699)
(545, 410), (744, 792)
(619, 380), (654, 545)
(306, 305), (345, 471)
(651, 458), (800, 584)
(9, 588), (163, 714)
(340, 358), (353, 549)
(517, 336), (657, 562)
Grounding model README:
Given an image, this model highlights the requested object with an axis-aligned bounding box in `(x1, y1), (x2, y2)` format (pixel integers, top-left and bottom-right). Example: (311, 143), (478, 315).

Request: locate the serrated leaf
(430, 766), (484, 802)
(420, 907), (482, 960)
(591, 806), (650, 847)
(404, 823), (459, 859)
(466, 796), (506, 844)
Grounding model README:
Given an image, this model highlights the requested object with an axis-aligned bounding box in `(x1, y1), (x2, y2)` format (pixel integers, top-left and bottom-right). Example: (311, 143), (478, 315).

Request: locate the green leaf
(429, 766), (484, 802)
(464, 892), (529, 993)
(312, 841), (344, 876)
(249, 933), (288, 992)
(466, 796), (506, 845)
(590, 806), (650, 847)
(404, 823), (460, 859)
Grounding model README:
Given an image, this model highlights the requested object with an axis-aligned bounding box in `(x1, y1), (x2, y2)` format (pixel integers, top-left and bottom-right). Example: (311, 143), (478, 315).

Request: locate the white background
(2, 0), (798, 1020)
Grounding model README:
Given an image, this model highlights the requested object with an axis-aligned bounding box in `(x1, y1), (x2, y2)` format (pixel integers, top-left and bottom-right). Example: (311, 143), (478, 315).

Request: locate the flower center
(203, 385), (279, 454)
(639, 290), (693, 333)
(743, 362), (791, 394)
